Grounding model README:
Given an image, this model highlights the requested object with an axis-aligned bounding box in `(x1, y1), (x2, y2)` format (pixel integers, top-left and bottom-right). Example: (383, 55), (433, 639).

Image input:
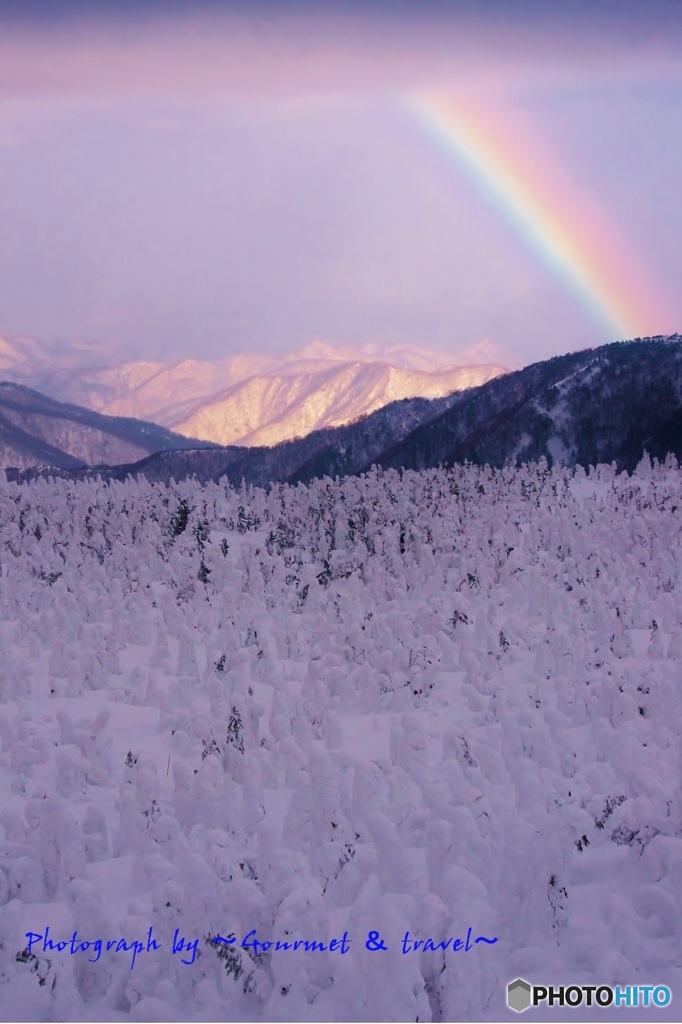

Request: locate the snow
(0, 335), (506, 448)
(0, 457), (680, 1021)
(551, 360), (601, 393)
(547, 435), (571, 464)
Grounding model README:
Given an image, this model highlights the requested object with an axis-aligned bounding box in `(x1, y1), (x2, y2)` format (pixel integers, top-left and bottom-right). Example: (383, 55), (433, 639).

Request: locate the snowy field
(0, 458), (680, 1022)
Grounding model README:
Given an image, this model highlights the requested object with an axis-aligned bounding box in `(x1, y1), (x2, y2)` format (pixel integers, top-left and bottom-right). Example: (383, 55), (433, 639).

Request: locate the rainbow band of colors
(406, 93), (670, 340)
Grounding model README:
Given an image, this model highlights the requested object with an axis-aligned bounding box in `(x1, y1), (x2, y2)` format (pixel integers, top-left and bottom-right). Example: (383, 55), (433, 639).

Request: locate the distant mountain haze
(0, 336), (507, 447)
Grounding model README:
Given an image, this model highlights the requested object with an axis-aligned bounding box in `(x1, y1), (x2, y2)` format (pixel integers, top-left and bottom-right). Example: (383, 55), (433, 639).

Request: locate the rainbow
(404, 92), (673, 340)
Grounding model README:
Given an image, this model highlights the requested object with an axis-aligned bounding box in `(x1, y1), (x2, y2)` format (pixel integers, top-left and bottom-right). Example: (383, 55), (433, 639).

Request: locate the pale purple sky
(1, 1), (681, 369)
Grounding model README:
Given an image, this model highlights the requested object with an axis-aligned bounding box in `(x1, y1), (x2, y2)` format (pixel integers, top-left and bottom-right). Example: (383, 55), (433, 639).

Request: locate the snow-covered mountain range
(0, 336), (507, 447)
(3, 335), (682, 483)
(12, 334), (678, 488)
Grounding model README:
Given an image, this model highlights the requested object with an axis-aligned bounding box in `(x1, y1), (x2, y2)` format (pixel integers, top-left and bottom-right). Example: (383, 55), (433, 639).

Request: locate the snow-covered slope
(0, 335), (506, 447)
(0, 459), (680, 1021)
(168, 358), (502, 448)
(0, 382), (216, 472)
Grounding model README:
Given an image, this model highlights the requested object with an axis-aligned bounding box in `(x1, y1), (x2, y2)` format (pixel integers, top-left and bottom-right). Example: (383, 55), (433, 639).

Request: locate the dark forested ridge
(373, 335), (682, 476)
(6, 336), (682, 486)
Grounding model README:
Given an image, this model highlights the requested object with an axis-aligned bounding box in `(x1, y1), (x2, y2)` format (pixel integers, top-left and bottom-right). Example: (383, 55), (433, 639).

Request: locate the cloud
(0, 4), (680, 107)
